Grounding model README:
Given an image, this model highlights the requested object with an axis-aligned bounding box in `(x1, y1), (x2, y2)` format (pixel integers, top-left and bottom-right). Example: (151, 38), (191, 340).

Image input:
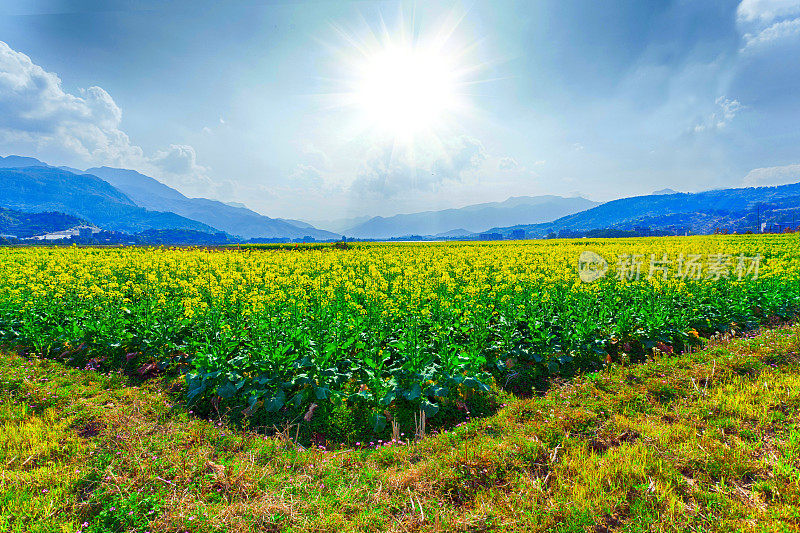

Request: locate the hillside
(0, 166), (218, 234)
(344, 195), (598, 239)
(487, 183), (800, 237)
(85, 166), (340, 240)
(0, 207), (85, 238)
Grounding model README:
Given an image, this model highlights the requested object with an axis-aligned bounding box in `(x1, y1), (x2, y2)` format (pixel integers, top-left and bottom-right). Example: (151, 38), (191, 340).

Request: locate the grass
(1, 325), (799, 532)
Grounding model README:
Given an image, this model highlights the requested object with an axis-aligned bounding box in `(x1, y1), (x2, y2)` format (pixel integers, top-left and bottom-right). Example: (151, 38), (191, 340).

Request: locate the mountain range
(485, 184), (800, 237)
(341, 195), (598, 239)
(84, 166), (338, 240)
(0, 155), (604, 240)
(0, 164), (216, 234)
(2, 154), (798, 241)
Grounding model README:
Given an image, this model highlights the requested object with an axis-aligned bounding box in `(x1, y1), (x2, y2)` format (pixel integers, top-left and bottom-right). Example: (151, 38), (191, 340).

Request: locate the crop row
(0, 236), (797, 436)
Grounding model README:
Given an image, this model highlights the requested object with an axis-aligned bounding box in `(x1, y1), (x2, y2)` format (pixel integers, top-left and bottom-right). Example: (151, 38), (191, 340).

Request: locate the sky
(1, 0), (800, 222)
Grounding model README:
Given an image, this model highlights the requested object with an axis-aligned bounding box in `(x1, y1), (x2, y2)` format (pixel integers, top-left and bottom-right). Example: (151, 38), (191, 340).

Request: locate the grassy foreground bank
(1, 326), (799, 532)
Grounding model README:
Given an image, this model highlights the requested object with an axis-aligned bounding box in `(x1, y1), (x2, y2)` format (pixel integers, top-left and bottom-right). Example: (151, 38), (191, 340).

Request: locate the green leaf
(462, 377), (480, 389)
(293, 356), (313, 369)
(370, 413), (387, 433)
(247, 394), (261, 410)
(255, 375), (272, 386)
(379, 390), (396, 406)
(421, 399), (439, 417)
(265, 389), (286, 412)
(289, 390), (307, 408)
(185, 371), (203, 389)
(186, 378), (206, 403)
(428, 385), (449, 398)
(217, 379), (238, 399)
(403, 383), (422, 401)
(294, 374), (312, 386)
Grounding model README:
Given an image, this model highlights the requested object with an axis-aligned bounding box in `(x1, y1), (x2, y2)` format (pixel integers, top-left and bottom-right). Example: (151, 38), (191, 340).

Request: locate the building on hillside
(28, 225), (101, 241)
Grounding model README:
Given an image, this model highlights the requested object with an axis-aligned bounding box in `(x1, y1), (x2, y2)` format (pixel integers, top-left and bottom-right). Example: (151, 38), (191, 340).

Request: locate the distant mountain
(311, 215), (374, 234)
(277, 218), (315, 229)
(58, 165), (87, 175)
(486, 183), (800, 237)
(0, 155), (47, 168)
(433, 228), (473, 238)
(343, 195), (598, 239)
(0, 207), (86, 238)
(85, 166), (339, 240)
(0, 166), (217, 234)
(652, 188), (680, 195)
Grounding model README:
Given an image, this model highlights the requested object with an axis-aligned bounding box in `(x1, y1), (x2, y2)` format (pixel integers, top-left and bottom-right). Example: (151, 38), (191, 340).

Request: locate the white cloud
(737, 0), (800, 23)
(300, 144), (331, 170)
(289, 163), (324, 189)
(0, 40), (222, 198)
(350, 145), (432, 197)
(351, 136), (488, 198)
(743, 163), (800, 186)
(717, 97), (744, 122)
(498, 156), (520, 170)
(0, 41), (143, 165)
(742, 17), (800, 49)
(693, 97), (743, 132)
(151, 144), (206, 175)
(431, 136), (488, 181)
(737, 0), (800, 50)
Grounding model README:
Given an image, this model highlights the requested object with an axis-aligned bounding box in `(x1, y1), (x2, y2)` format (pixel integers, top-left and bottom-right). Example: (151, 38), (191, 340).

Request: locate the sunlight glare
(327, 9), (484, 145)
(354, 43), (459, 137)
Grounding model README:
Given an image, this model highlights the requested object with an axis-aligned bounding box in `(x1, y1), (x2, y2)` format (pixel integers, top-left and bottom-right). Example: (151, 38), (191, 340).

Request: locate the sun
(327, 9), (482, 144)
(353, 43), (461, 138)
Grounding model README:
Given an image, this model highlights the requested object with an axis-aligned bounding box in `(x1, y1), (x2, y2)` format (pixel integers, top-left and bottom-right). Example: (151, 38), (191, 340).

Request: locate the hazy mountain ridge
(344, 196), (598, 239)
(485, 184), (800, 237)
(0, 165), (218, 234)
(0, 155), (48, 168)
(5, 155), (797, 242)
(310, 215), (374, 234)
(86, 166), (339, 240)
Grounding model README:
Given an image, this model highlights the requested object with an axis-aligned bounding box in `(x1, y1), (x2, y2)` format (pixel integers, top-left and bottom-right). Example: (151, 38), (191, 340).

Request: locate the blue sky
(1, 0), (799, 221)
